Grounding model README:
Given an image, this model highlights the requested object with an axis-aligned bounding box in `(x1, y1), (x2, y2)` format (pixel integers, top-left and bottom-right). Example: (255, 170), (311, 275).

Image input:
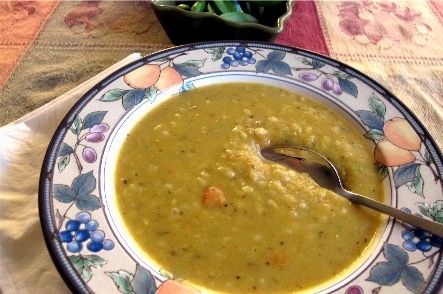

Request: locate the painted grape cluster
(59, 211), (114, 253)
(221, 46), (256, 69)
(299, 72), (343, 95)
(400, 208), (443, 252)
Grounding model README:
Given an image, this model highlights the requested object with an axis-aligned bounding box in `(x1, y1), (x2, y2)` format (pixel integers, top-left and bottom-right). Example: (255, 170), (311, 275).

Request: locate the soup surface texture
(115, 83), (384, 293)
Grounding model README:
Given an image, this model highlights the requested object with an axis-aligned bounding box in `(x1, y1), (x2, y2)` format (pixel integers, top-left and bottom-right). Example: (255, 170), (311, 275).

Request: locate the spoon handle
(343, 190), (443, 237)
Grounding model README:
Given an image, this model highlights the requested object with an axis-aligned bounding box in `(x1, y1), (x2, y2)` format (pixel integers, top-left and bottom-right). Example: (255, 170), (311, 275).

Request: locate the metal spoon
(261, 145), (443, 237)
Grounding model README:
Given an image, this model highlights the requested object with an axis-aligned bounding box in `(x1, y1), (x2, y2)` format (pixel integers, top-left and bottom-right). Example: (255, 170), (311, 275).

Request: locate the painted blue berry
(87, 241), (103, 252)
(401, 230), (414, 241)
(243, 51), (252, 58)
(59, 230), (73, 243)
(85, 220), (99, 231)
(401, 207), (412, 213)
(76, 211), (91, 224)
(235, 46), (245, 53)
(248, 58), (256, 65)
(75, 229), (90, 242)
(226, 48), (235, 55)
(221, 63), (230, 69)
(102, 239), (115, 250)
(430, 236), (443, 248)
(416, 240), (432, 252)
(65, 220), (81, 232)
(90, 230), (105, 242)
(222, 56), (232, 64)
(230, 60), (240, 67)
(240, 60), (249, 66)
(414, 229), (430, 240)
(67, 240), (82, 253)
(403, 240), (417, 252)
(233, 52), (243, 61)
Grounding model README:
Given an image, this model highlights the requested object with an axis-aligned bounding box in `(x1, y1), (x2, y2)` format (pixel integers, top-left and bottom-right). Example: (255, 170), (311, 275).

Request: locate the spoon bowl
(261, 145), (443, 237)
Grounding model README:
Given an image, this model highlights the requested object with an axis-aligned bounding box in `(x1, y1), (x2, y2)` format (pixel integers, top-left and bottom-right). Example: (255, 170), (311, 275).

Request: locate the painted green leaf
(144, 87), (158, 104)
(406, 166), (424, 197)
(72, 171), (96, 196)
(131, 265), (157, 294)
(338, 77), (358, 98)
(394, 163), (420, 188)
(122, 90), (145, 110)
(70, 116), (82, 135)
(99, 89), (129, 102)
(378, 165), (388, 179)
(364, 129), (385, 141)
(366, 260), (403, 286)
(76, 194), (102, 211)
(417, 201), (443, 222)
(204, 47), (225, 61)
(57, 154), (70, 172)
(256, 59), (271, 73)
(369, 93), (386, 121)
(383, 243), (408, 266)
(180, 58), (206, 68)
(270, 61), (292, 76)
(82, 111), (107, 130)
(53, 184), (76, 203)
(59, 143), (74, 157)
(173, 63), (202, 78)
(401, 266), (425, 293)
(332, 70), (351, 79)
(267, 50), (285, 62)
(106, 270), (135, 294)
(311, 59), (326, 69)
(70, 255), (107, 282)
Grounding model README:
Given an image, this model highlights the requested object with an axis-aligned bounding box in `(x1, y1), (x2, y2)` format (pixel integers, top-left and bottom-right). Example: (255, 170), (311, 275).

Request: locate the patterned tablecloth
(0, 0), (443, 148)
(1, 0), (442, 150)
(0, 1), (442, 293)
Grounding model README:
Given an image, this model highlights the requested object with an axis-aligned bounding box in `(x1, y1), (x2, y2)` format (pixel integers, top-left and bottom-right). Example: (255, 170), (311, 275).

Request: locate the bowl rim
(151, 0), (294, 34)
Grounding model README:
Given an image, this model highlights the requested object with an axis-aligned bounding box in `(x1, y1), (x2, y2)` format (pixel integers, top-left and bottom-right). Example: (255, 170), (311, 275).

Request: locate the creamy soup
(115, 83), (385, 293)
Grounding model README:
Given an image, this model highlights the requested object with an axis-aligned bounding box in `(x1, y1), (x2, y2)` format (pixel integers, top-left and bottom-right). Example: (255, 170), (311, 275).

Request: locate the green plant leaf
(106, 270), (135, 294)
(220, 12), (258, 23)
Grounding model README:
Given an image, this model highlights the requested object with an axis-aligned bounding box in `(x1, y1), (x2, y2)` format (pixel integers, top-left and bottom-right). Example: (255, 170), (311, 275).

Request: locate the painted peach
(154, 66), (184, 92)
(156, 280), (198, 294)
(123, 64), (161, 89)
(383, 117), (421, 151)
(374, 140), (416, 167)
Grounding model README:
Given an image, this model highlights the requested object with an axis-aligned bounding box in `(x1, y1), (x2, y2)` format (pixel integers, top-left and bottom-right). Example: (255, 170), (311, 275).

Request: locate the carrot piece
(202, 186), (226, 207)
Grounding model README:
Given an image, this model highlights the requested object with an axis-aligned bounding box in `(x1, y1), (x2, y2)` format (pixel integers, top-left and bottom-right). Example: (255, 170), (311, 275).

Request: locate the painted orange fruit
(154, 66), (184, 92)
(156, 280), (198, 294)
(374, 140), (416, 166)
(384, 117), (421, 151)
(123, 64), (161, 89)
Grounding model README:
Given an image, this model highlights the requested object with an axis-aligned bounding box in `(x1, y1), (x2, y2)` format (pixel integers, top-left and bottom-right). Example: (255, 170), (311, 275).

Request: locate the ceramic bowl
(39, 41), (443, 293)
(151, 0), (294, 44)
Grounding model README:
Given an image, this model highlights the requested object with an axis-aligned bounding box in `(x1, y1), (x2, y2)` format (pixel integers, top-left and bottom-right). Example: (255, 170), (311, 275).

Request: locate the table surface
(0, 1), (442, 150)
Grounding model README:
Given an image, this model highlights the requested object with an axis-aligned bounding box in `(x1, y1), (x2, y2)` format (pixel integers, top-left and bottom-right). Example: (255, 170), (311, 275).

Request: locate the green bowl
(151, 1), (294, 45)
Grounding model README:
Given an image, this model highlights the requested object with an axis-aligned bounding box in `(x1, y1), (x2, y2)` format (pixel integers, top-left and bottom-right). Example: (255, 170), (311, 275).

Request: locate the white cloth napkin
(0, 53), (142, 294)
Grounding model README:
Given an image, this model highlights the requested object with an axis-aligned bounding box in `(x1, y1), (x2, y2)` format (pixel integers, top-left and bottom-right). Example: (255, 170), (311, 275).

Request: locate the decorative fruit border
(39, 41), (443, 294)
